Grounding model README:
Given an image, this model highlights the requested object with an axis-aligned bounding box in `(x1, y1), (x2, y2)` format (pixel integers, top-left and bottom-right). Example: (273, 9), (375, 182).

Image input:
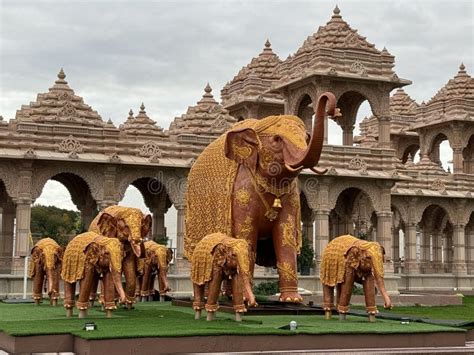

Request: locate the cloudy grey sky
(1, 0), (473, 240)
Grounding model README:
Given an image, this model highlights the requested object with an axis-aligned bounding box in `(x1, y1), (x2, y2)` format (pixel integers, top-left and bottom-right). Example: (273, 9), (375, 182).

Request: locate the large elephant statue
(191, 233), (257, 322)
(320, 235), (393, 322)
(136, 240), (173, 302)
(185, 92), (339, 302)
(89, 205), (152, 306)
(29, 238), (63, 306)
(61, 231), (127, 318)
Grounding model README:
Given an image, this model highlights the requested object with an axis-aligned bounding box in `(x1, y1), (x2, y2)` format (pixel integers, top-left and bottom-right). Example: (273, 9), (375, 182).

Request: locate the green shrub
(297, 235), (314, 274)
(253, 280), (279, 296)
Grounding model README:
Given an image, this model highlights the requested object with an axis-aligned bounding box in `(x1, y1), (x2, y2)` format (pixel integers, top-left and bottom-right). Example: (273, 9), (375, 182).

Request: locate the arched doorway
(463, 135), (474, 174)
(418, 204), (453, 273)
(336, 91), (373, 146)
(429, 133), (453, 173)
(329, 187), (376, 240)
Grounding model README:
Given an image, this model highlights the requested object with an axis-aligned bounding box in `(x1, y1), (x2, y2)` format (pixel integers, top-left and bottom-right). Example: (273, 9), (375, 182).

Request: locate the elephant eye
(273, 135), (282, 143)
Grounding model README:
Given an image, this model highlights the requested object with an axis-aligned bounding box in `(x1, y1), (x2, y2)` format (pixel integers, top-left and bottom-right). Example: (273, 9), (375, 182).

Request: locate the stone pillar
(377, 113), (391, 149)
(15, 162), (33, 257)
(79, 201), (97, 231)
(405, 222), (419, 274)
(342, 125), (354, 146)
(15, 202), (31, 257)
(432, 233), (443, 272)
(314, 210), (330, 273)
(452, 148), (463, 174)
(0, 205), (15, 256)
(99, 166), (118, 209)
(151, 207), (167, 242)
(376, 212), (393, 273)
(175, 204), (185, 258)
(466, 227), (474, 274)
(392, 227), (400, 263)
(452, 224), (467, 275)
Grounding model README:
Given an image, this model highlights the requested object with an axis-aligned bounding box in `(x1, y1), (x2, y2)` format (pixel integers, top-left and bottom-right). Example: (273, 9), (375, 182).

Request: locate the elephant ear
(345, 247), (361, 270)
(30, 247), (41, 262)
(213, 244), (228, 268)
(97, 212), (117, 238)
(141, 214), (152, 238)
(85, 243), (100, 265)
(224, 127), (259, 173)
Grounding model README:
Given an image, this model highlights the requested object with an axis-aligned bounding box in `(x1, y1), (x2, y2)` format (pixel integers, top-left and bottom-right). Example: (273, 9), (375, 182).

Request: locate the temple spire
(198, 83), (217, 105)
(332, 5), (342, 19)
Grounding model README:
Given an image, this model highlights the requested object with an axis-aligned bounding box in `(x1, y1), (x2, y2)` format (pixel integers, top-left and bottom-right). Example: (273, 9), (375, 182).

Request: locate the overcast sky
(1, 0), (472, 241)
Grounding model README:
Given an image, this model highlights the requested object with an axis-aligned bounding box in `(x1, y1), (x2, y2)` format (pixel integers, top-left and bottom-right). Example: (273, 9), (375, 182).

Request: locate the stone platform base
(0, 331), (469, 355)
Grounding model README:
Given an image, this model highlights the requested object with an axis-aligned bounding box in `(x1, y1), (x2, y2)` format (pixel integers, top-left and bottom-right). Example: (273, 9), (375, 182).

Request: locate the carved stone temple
(1, 6), (473, 295)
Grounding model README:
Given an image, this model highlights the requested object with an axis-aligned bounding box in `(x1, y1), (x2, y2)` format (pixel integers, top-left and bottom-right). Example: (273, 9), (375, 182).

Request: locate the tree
(297, 234), (315, 275)
(30, 205), (82, 246)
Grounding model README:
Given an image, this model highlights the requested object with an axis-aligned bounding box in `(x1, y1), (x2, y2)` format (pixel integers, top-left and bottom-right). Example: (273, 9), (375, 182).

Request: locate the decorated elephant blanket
(184, 115), (304, 261)
(61, 232), (123, 283)
(28, 237), (61, 278)
(191, 233), (250, 286)
(320, 235), (384, 287)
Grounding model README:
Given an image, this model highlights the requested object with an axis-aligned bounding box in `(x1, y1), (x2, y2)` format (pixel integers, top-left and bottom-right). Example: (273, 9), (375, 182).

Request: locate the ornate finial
(198, 83), (217, 106)
(333, 5), (341, 15)
(128, 109), (134, 119)
(140, 102), (146, 112)
(204, 83), (212, 94)
(265, 39), (271, 48)
(107, 118), (113, 124)
(459, 62), (466, 72)
(58, 68), (66, 80)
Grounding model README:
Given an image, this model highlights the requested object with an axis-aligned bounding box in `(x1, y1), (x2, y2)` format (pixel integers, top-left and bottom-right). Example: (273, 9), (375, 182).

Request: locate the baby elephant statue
(320, 235), (393, 322)
(29, 238), (63, 306)
(191, 233), (257, 322)
(61, 232), (127, 318)
(136, 240), (173, 302)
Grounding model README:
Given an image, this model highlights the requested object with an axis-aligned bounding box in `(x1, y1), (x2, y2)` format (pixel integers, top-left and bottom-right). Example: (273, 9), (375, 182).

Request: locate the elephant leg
(103, 271), (117, 318)
(322, 285), (334, 319)
(205, 270), (223, 321)
(89, 275), (99, 307)
(64, 282), (76, 317)
(231, 275), (245, 322)
(122, 252), (137, 307)
(77, 265), (96, 318)
(50, 268), (60, 306)
(150, 273), (157, 301)
(273, 221), (302, 303)
(193, 284), (205, 320)
(140, 263), (151, 301)
(135, 276), (142, 301)
(32, 270), (45, 305)
(337, 270), (355, 319)
(363, 275), (377, 322)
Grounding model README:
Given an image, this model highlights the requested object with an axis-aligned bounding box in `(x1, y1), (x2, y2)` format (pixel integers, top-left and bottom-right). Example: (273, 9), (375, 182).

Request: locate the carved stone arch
(328, 180), (381, 213)
(288, 86), (319, 116)
(398, 141), (421, 163)
(461, 127), (474, 149)
(458, 201), (474, 226)
(161, 169), (188, 206)
(391, 197), (409, 228)
(31, 163), (102, 202)
(423, 129), (455, 156)
(115, 168), (170, 203)
(414, 198), (455, 226)
(332, 85), (381, 118)
(0, 161), (19, 200)
(298, 175), (319, 210)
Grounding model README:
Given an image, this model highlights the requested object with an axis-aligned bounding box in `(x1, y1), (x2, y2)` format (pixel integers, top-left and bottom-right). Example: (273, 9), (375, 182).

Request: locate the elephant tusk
(310, 167), (328, 175)
(284, 163), (304, 173)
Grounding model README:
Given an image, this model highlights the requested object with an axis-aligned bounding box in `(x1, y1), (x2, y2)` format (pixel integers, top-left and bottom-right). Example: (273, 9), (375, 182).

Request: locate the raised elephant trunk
(375, 275), (392, 309)
(287, 92), (339, 173)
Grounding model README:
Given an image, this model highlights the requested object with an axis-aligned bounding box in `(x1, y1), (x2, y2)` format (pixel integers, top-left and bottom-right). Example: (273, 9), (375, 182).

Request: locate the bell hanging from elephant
(320, 235), (393, 322)
(185, 92), (340, 303)
(29, 237), (63, 306)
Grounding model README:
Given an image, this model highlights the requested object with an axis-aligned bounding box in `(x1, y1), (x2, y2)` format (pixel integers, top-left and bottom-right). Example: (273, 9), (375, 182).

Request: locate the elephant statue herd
(28, 92), (393, 322)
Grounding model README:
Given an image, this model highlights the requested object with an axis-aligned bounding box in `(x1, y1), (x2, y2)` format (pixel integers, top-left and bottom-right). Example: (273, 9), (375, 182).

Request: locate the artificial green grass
(0, 301), (463, 340)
